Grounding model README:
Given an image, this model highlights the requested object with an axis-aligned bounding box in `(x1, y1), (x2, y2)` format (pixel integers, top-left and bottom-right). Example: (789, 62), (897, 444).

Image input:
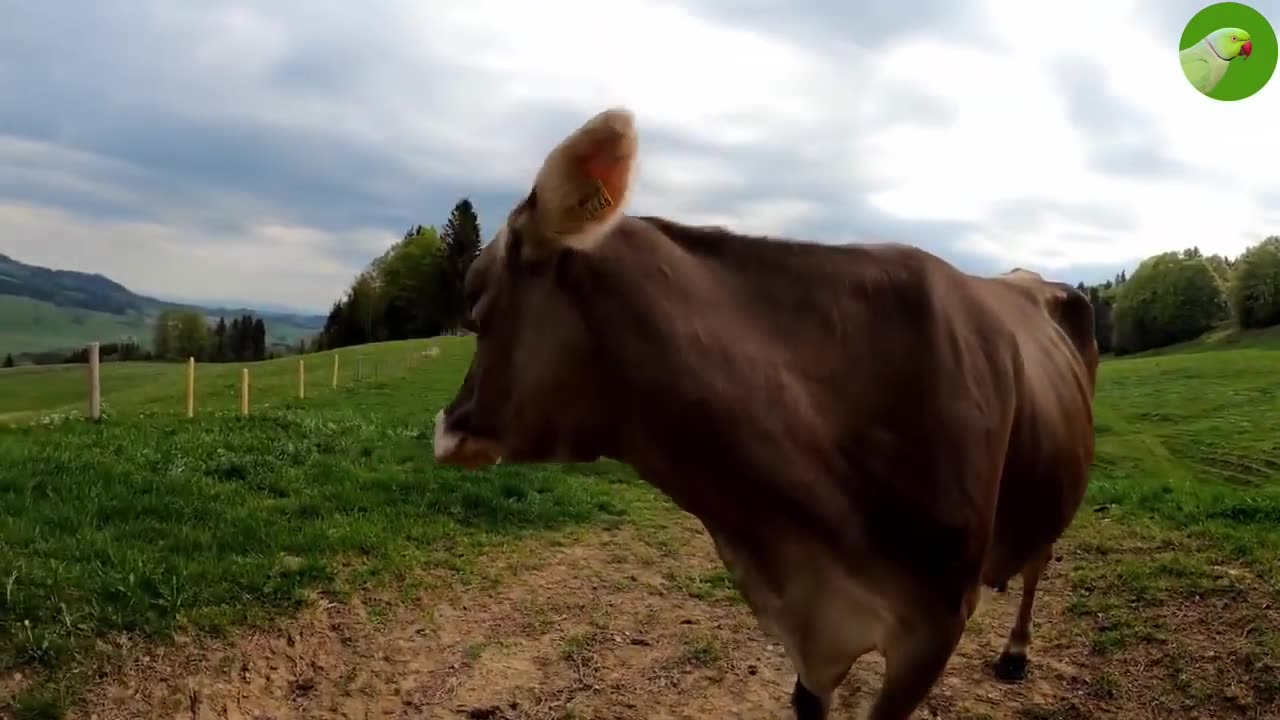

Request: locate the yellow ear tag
(578, 178), (614, 222)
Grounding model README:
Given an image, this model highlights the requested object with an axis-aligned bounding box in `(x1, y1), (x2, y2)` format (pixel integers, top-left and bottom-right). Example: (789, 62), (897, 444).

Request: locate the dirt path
(68, 517), (1241, 719)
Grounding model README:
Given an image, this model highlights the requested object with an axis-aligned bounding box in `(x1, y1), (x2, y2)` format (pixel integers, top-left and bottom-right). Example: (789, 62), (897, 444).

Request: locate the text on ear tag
(578, 178), (614, 221)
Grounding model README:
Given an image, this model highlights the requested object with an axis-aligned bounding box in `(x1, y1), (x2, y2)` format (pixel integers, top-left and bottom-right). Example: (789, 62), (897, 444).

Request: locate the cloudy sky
(2, 0), (1279, 313)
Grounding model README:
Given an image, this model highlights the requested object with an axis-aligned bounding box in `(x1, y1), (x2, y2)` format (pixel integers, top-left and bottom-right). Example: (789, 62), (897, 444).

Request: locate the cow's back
(626, 220), (1028, 608)
(979, 275), (1098, 588)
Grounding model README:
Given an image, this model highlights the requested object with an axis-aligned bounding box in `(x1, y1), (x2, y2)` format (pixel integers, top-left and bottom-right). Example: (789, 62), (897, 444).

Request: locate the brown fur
(434, 109), (1098, 719)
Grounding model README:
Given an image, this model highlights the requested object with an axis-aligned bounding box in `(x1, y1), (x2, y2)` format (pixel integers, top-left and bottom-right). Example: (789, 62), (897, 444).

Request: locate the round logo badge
(1179, 1), (1277, 100)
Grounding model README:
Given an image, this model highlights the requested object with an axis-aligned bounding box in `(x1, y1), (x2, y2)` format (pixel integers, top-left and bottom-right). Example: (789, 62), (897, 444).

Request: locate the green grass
(680, 631), (725, 667)
(0, 337), (670, 714)
(1084, 338), (1280, 573)
(1, 331), (1279, 716)
(0, 340), (427, 425)
(1060, 329), (1280, 712)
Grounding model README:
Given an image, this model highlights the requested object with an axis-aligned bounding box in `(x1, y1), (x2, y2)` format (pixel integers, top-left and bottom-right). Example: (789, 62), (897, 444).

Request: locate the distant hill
(0, 253), (326, 357)
(153, 294), (324, 319)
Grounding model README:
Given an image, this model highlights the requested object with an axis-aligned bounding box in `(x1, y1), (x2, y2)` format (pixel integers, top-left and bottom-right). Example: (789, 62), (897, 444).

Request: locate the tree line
(0, 311), (280, 368)
(313, 197), (482, 350)
(150, 309), (274, 362)
(1076, 235), (1280, 355)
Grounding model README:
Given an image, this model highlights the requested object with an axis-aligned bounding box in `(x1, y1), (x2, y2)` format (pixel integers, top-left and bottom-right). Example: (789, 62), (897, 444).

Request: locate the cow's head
(432, 108), (639, 469)
(997, 267), (1100, 390)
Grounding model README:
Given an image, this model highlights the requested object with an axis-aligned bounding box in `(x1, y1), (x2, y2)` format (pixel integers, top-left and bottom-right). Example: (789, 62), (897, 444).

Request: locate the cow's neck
(622, 438), (808, 581)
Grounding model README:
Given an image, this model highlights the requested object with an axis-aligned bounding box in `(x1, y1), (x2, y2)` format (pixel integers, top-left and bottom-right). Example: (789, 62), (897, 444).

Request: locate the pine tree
(2, 353), (13, 369)
(228, 317), (243, 361)
(252, 318), (267, 360)
(214, 317), (228, 361)
(438, 197), (482, 332)
(237, 315), (254, 360)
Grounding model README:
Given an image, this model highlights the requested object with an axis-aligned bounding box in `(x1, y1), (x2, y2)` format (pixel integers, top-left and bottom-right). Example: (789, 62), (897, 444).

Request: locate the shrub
(1227, 236), (1280, 329)
(1112, 250), (1227, 355)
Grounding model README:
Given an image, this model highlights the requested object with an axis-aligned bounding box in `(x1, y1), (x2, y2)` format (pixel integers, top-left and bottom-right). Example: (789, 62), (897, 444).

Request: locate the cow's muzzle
(433, 409), (503, 468)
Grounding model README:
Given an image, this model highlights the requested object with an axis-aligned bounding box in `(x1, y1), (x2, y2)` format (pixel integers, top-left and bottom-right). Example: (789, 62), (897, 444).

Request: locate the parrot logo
(1180, 27), (1253, 95)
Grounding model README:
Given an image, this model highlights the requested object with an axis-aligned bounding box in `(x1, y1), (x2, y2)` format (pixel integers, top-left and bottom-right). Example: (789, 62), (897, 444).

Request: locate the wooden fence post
(298, 358), (306, 399)
(88, 342), (101, 420)
(186, 356), (195, 418)
(332, 354), (339, 389)
(357, 355), (364, 381)
(240, 368), (250, 416)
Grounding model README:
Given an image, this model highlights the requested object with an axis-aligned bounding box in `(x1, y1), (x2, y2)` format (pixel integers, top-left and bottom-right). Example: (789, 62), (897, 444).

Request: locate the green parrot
(1180, 27), (1253, 96)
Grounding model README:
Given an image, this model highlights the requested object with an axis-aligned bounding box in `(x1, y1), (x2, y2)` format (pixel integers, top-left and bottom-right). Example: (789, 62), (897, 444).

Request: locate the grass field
(0, 340), (441, 425)
(1, 331), (1279, 718)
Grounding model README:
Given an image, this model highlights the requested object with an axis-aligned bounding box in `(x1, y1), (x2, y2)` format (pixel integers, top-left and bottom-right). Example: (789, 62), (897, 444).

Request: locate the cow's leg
(994, 545), (1052, 682)
(862, 603), (966, 720)
(791, 677), (831, 720)
(705, 529), (869, 719)
(779, 587), (885, 719)
(784, 631), (859, 720)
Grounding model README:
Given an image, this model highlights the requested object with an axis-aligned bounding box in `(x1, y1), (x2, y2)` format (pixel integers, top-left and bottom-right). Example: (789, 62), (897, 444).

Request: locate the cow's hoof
(790, 678), (828, 720)
(993, 650), (1029, 682)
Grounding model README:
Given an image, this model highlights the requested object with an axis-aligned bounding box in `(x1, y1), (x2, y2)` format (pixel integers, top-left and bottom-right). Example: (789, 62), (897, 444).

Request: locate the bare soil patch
(70, 516), (1274, 719)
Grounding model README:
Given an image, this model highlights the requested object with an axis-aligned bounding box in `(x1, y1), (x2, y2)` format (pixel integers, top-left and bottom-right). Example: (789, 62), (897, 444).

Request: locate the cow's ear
(524, 108), (637, 258)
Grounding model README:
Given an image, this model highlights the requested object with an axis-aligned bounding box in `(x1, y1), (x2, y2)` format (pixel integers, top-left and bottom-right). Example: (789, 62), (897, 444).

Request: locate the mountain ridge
(0, 253), (326, 356)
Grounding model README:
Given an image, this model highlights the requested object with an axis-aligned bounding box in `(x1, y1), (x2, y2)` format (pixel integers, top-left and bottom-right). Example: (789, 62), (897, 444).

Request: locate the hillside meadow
(0, 296), (144, 358)
(1, 331), (1278, 718)
(0, 294), (320, 360)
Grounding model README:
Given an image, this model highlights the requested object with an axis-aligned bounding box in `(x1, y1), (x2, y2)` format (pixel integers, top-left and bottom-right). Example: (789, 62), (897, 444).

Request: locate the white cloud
(0, 203), (397, 310)
(860, 0), (1280, 268)
(392, 0), (1280, 270)
(0, 137), (151, 211)
(423, 0), (835, 143)
(2, 0), (1278, 310)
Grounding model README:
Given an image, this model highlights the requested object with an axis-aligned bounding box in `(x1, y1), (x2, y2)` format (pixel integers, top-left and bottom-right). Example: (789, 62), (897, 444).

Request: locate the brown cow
(433, 108), (1098, 719)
